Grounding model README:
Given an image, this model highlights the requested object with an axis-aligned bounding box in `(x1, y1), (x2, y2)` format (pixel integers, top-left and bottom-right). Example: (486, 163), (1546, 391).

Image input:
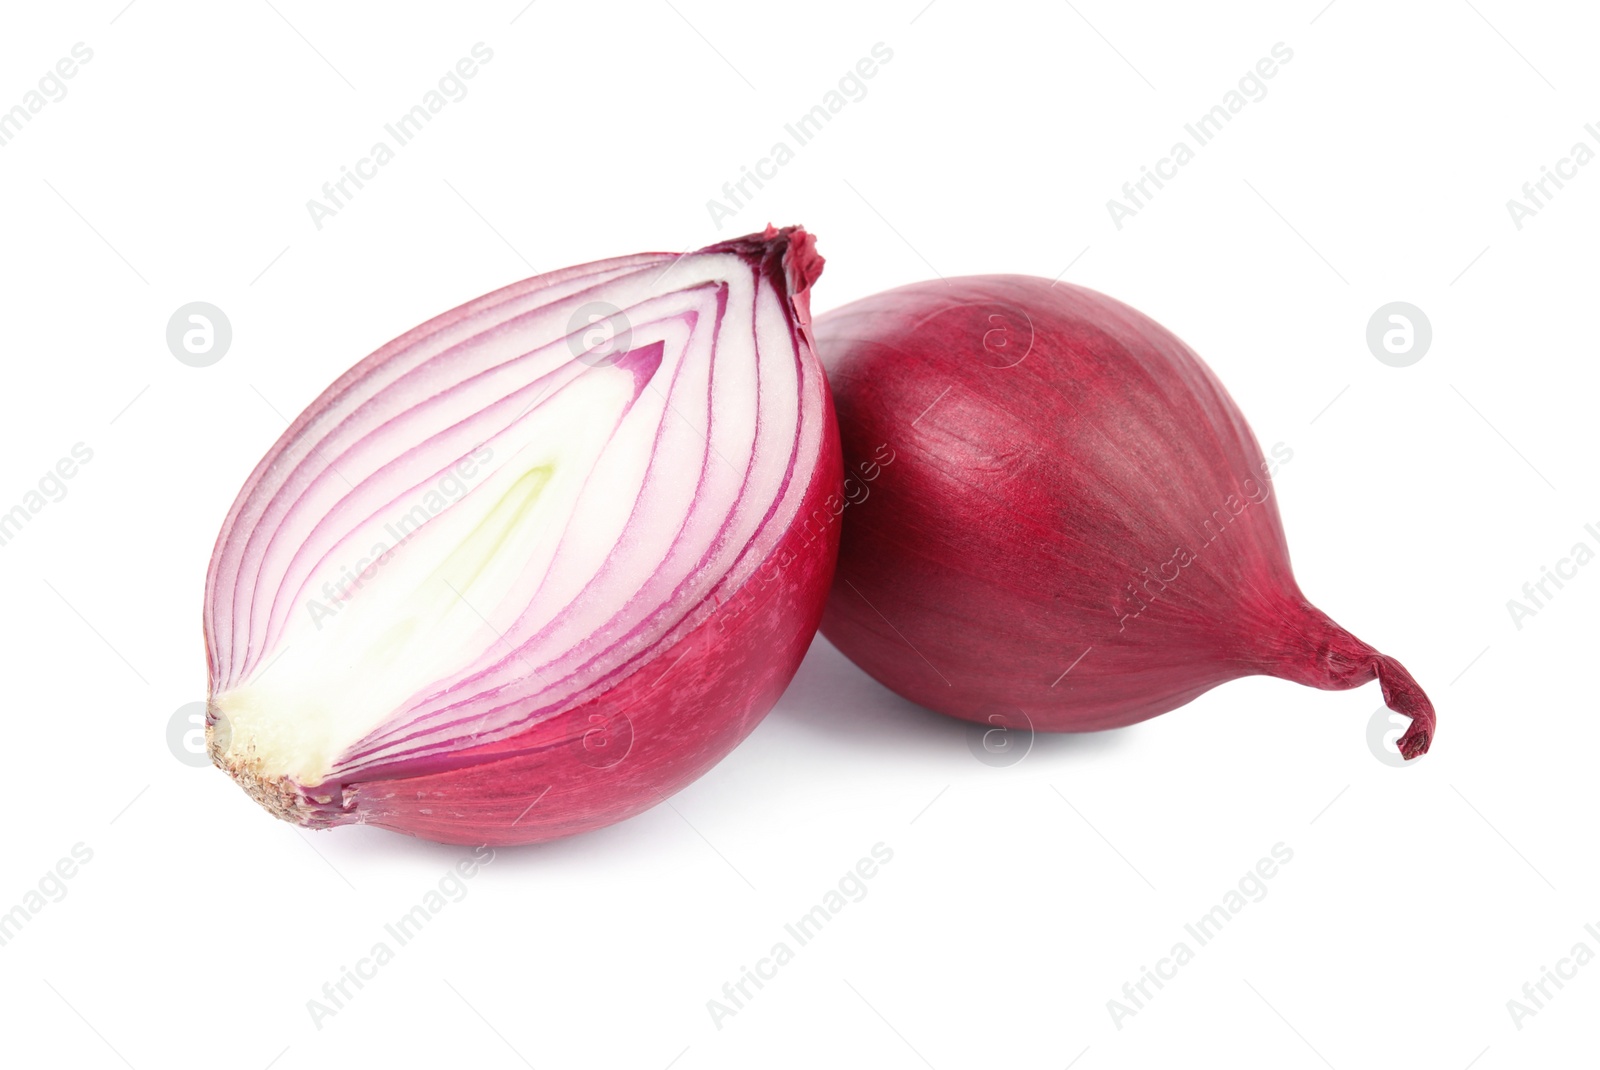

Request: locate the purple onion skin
(814, 276), (1435, 759)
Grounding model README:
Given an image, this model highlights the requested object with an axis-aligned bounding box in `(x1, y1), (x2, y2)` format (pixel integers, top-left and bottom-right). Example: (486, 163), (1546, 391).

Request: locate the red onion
(204, 226), (841, 844)
(814, 276), (1435, 759)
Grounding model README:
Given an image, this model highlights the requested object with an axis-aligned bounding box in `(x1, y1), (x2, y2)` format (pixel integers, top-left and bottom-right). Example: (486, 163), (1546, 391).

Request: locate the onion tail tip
(1267, 604), (1437, 760)
(1375, 654), (1435, 760)
(703, 224), (824, 308)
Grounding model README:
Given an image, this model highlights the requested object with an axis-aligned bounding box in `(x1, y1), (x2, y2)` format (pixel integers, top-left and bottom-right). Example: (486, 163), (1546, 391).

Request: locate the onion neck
(1259, 601), (1436, 759)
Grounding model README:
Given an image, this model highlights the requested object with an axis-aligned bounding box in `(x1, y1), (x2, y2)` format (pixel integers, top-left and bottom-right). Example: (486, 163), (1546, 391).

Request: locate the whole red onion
(814, 276), (1435, 758)
(204, 226), (841, 844)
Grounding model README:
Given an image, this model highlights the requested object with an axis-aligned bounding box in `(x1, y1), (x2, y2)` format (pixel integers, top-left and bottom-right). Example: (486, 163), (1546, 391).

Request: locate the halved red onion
(204, 226), (841, 844)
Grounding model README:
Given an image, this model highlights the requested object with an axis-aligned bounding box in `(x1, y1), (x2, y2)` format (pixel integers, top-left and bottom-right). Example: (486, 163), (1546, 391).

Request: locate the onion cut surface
(815, 276), (1435, 759)
(205, 226), (841, 844)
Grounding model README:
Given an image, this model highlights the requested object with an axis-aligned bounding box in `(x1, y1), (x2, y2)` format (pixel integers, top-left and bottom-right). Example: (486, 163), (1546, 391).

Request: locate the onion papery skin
(204, 226), (841, 845)
(814, 276), (1435, 759)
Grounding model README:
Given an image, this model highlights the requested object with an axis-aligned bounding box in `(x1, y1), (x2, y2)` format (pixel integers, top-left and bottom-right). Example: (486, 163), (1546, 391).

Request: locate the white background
(1, 1), (1595, 1067)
